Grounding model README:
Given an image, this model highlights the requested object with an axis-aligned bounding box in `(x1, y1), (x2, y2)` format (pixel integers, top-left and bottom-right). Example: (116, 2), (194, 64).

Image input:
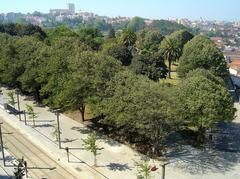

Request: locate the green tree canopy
(131, 52), (168, 81)
(94, 70), (176, 153)
(107, 28), (116, 39)
(136, 29), (164, 53)
(54, 51), (121, 121)
(78, 27), (103, 50)
(160, 38), (181, 78)
(160, 29), (193, 56)
(119, 29), (137, 49)
(1, 23), (46, 40)
(102, 42), (132, 66)
(45, 25), (79, 43)
(40, 37), (90, 105)
(173, 69), (235, 141)
(149, 20), (186, 35)
(177, 35), (228, 79)
(127, 16), (145, 32)
(18, 38), (50, 102)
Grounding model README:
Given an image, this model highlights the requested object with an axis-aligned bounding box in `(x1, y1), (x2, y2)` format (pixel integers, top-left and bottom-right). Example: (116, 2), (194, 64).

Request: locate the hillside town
(1, 1), (240, 179)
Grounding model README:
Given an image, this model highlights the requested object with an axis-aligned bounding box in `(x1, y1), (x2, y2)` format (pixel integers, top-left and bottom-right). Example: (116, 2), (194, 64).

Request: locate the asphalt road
(0, 119), (77, 179)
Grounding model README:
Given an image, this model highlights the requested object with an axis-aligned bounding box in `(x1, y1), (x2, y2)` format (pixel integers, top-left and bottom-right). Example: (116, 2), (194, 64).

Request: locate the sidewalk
(1, 87), (240, 179)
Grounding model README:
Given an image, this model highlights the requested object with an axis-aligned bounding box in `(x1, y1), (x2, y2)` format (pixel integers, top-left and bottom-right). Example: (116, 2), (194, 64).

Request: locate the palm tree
(161, 39), (181, 79)
(120, 29), (137, 50)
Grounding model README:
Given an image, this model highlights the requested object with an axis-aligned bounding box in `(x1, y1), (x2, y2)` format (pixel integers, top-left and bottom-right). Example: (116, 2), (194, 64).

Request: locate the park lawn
(166, 62), (179, 72)
(160, 72), (181, 86)
(64, 104), (93, 123)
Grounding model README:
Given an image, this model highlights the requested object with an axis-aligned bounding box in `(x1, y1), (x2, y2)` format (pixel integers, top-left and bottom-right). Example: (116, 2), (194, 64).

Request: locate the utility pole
(16, 89), (21, 121)
(54, 109), (61, 149)
(0, 122), (6, 166)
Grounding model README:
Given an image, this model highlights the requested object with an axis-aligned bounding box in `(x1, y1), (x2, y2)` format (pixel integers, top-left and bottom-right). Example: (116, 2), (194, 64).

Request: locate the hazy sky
(1, 0), (239, 21)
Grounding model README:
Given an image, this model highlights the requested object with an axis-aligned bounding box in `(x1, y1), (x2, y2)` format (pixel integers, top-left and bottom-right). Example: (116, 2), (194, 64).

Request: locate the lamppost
(161, 162), (170, 179)
(23, 110), (27, 125)
(0, 122), (6, 166)
(24, 160), (28, 178)
(16, 89), (21, 121)
(161, 164), (166, 179)
(65, 147), (69, 162)
(54, 109), (61, 149)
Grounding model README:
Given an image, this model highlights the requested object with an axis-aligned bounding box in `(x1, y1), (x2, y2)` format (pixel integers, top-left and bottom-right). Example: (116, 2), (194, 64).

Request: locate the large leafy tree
(149, 20), (186, 35)
(0, 34), (47, 89)
(0, 34), (19, 86)
(95, 70), (176, 154)
(78, 27), (103, 50)
(1, 23), (46, 40)
(102, 42), (132, 66)
(177, 35), (228, 79)
(127, 16), (145, 32)
(55, 51), (121, 122)
(173, 69), (235, 142)
(45, 25), (79, 43)
(131, 52), (168, 81)
(40, 37), (90, 105)
(136, 29), (164, 53)
(18, 39), (50, 102)
(160, 38), (181, 79)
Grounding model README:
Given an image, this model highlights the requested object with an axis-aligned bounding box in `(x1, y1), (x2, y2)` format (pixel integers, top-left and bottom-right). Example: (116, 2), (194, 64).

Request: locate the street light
(65, 147), (69, 162)
(23, 160), (28, 178)
(16, 89), (21, 121)
(161, 164), (166, 179)
(161, 162), (170, 179)
(53, 109), (61, 149)
(23, 110), (27, 126)
(0, 122), (6, 166)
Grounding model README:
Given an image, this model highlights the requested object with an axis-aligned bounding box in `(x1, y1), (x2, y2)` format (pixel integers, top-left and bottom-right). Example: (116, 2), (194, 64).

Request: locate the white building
(50, 3), (75, 15)
(66, 3), (75, 14)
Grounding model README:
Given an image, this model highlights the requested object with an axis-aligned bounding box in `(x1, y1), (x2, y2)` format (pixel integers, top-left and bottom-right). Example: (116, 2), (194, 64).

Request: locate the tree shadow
(61, 138), (77, 144)
(166, 122), (240, 175)
(33, 124), (53, 128)
(0, 175), (13, 179)
(67, 147), (84, 150)
(105, 162), (132, 171)
(101, 137), (121, 147)
(28, 166), (56, 170)
(34, 120), (54, 123)
(71, 126), (91, 134)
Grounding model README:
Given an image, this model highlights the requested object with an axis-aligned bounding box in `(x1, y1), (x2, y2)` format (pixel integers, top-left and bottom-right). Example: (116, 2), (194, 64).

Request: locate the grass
(160, 71), (181, 86)
(64, 105), (93, 122)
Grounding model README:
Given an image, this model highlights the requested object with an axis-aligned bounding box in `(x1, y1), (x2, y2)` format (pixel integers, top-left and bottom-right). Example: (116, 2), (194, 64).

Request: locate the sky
(0, 0), (239, 21)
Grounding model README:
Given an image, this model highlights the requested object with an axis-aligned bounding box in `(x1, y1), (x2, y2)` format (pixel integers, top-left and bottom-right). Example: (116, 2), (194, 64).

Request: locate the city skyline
(1, 0), (240, 21)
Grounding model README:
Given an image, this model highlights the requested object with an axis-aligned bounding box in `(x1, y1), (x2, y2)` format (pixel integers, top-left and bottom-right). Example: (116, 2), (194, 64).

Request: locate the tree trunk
(79, 105), (85, 122)
(168, 60), (172, 79)
(197, 126), (206, 144)
(35, 87), (41, 103)
(94, 155), (97, 167)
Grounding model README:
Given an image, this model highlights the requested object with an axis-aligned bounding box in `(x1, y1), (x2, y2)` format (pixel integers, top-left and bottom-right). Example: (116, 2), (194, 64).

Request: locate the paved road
(0, 119), (77, 179)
